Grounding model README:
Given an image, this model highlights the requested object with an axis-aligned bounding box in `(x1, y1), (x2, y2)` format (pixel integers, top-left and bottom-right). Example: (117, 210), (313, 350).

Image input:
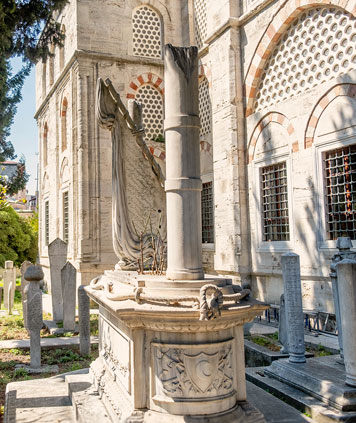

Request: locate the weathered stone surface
(281, 253), (305, 363)
(78, 285), (90, 356)
(48, 238), (67, 322)
(3, 260), (16, 313)
(61, 262), (76, 331)
(278, 293), (288, 354)
(336, 259), (356, 387)
(25, 265), (44, 369)
(21, 261), (32, 330)
(164, 44), (204, 281)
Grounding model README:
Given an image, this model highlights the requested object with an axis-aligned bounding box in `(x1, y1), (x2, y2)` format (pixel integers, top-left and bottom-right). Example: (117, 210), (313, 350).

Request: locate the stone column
(330, 237), (355, 359)
(20, 261), (32, 330)
(164, 44), (204, 281)
(78, 285), (90, 356)
(61, 262), (76, 331)
(278, 293), (289, 354)
(281, 253), (306, 363)
(48, 238), (67, 321)
(24, 265), (44, 369)
(336, 259), (356, 387)
(3, 261), (15, 312)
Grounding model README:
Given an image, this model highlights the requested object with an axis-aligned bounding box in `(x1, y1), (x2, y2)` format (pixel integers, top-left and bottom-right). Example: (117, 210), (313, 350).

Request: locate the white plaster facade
(36, 0), (356, 312)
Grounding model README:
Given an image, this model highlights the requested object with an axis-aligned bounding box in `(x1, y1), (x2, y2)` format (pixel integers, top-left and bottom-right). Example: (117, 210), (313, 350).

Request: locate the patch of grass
(267, 331), (279, 341)
(13, 367), (29, 378)
(90, 314), (99, 336)
(249, 335), (281, 352)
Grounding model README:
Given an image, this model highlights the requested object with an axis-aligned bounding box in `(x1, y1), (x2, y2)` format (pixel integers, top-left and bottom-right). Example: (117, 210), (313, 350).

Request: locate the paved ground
(247, 381), (315, 423)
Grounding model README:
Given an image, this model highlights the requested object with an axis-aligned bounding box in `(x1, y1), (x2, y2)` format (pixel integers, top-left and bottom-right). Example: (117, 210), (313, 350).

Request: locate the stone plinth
(48, 238), (67, 322)
(83, 271), (267, 422)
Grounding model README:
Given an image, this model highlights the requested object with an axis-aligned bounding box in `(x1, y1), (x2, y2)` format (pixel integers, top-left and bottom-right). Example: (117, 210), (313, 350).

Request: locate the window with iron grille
(261, 162), (289, 241)
(202, 181), (214, 243)
(324, 144), (356, 240)
(63, 191), (69, 243)
(45, 200), (49, 246)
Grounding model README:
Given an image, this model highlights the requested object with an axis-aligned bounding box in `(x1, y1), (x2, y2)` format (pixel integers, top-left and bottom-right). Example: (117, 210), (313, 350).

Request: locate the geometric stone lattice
(132, 6), (162, 59)
(254, 7), (356, 112)
(193, 0), (207, 50)
(135, 84), (164, 142)
(199, 77), (211, 138)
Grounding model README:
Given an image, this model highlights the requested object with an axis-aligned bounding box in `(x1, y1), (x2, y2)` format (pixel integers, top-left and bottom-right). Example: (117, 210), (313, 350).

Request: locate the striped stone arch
(149, 145), (165, 161)
(126, 72), (164, 99)
(245, 0), (356, 117)
(198, 63), (211, 84)
(148, 141), (211, 163)
(247, 112), (298, 163)
(304, 83), (356, 148)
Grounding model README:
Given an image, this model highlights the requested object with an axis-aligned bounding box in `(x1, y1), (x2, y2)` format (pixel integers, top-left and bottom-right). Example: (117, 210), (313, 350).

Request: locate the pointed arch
(247, 112), (298, 163)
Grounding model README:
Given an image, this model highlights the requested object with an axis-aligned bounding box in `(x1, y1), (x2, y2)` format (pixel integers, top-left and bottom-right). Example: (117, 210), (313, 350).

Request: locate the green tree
(0, 205), (38, 266)
(0, 0), (67, 194)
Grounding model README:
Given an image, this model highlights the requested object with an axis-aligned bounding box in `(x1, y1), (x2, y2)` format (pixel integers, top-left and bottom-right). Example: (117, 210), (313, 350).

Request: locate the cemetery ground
(0, 279), (99, 420)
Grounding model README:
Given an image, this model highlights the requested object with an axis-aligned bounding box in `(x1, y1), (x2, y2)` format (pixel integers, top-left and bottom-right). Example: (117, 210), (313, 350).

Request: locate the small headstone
(3, 261), (16, 313)
(48, 238), (67, 322)
(20, 261), (32, 329)
(24, 265), (44, 369)
(61, 262), (76, 331)
(78, 285), (91, 356)
(281, 253), (306, 363)
(278, 293), (288, 354)
(336, 259), (356, 387)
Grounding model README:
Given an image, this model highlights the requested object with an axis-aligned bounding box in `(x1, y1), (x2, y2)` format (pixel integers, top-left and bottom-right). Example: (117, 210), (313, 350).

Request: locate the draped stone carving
(96, 78), (166, 268)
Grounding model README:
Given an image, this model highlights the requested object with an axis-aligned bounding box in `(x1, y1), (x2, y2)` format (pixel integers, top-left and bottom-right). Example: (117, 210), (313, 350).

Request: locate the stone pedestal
(85, 271), (267, 422)
(20, 261), (32, 330)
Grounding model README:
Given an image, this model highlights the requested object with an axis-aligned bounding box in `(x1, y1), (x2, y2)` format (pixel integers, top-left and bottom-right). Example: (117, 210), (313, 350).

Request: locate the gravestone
(48, 238), (67, 322)
(20, 261), (32, 329)
(330, 237), (356, 359)
(78, 285), (90, 356)
(61, 262), (76, 331)
(281, 253), (306, 363)
(3, 261), (16, 313)
(336, 259), (356, 387)
(25, 265), (44, 369)
(278, 293), (289, 354)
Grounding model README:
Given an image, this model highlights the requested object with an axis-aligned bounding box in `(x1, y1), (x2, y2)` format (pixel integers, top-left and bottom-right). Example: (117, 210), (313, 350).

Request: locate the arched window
(61, 97), (68, 151)
(198, 77), (212, 139)
(59, 25), (65, 71)
(135, 84), (164, 142)
(42, 60), (47, 98)
(132, 6), (162, 58)
(43, 123), (48, 167)
(254, 7), (356, 113)
(193, 0), (207, 50)
(49, 43), (54, 86)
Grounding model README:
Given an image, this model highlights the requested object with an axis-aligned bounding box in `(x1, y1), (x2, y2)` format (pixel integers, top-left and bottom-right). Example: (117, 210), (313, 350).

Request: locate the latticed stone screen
(254, 7), (356, 112)
(63, 191), (69, 243)
(132, 6), (162, 58)
(193, 0), (207, 49)
(324, 144), (356, 240)
(135, 84), (164, 142)
(45, 200), (49, 246)
(261, 162), (289, 241)
(202, 181), (214, 243)
(199, 77), (211, 138)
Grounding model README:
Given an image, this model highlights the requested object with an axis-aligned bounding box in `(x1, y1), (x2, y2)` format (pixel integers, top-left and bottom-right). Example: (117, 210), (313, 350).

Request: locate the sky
(8, 57), (38, 195)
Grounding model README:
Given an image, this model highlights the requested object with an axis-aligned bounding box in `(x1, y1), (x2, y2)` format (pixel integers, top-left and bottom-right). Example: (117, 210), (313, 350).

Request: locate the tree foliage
(0, 0), (67, 193)
(0, 205), (38, 267)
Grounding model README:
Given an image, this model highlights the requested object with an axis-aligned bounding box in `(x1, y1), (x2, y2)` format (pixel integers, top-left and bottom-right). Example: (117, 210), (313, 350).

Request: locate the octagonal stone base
(84, 272), (268, 422)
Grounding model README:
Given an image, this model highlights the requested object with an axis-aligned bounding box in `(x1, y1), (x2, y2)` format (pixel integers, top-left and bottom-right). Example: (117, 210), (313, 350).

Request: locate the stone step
(246, 367), (356, 423)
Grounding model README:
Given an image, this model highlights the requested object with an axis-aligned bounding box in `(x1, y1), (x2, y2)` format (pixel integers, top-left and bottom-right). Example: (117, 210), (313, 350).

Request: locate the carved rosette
(152, 339), (235, 409)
